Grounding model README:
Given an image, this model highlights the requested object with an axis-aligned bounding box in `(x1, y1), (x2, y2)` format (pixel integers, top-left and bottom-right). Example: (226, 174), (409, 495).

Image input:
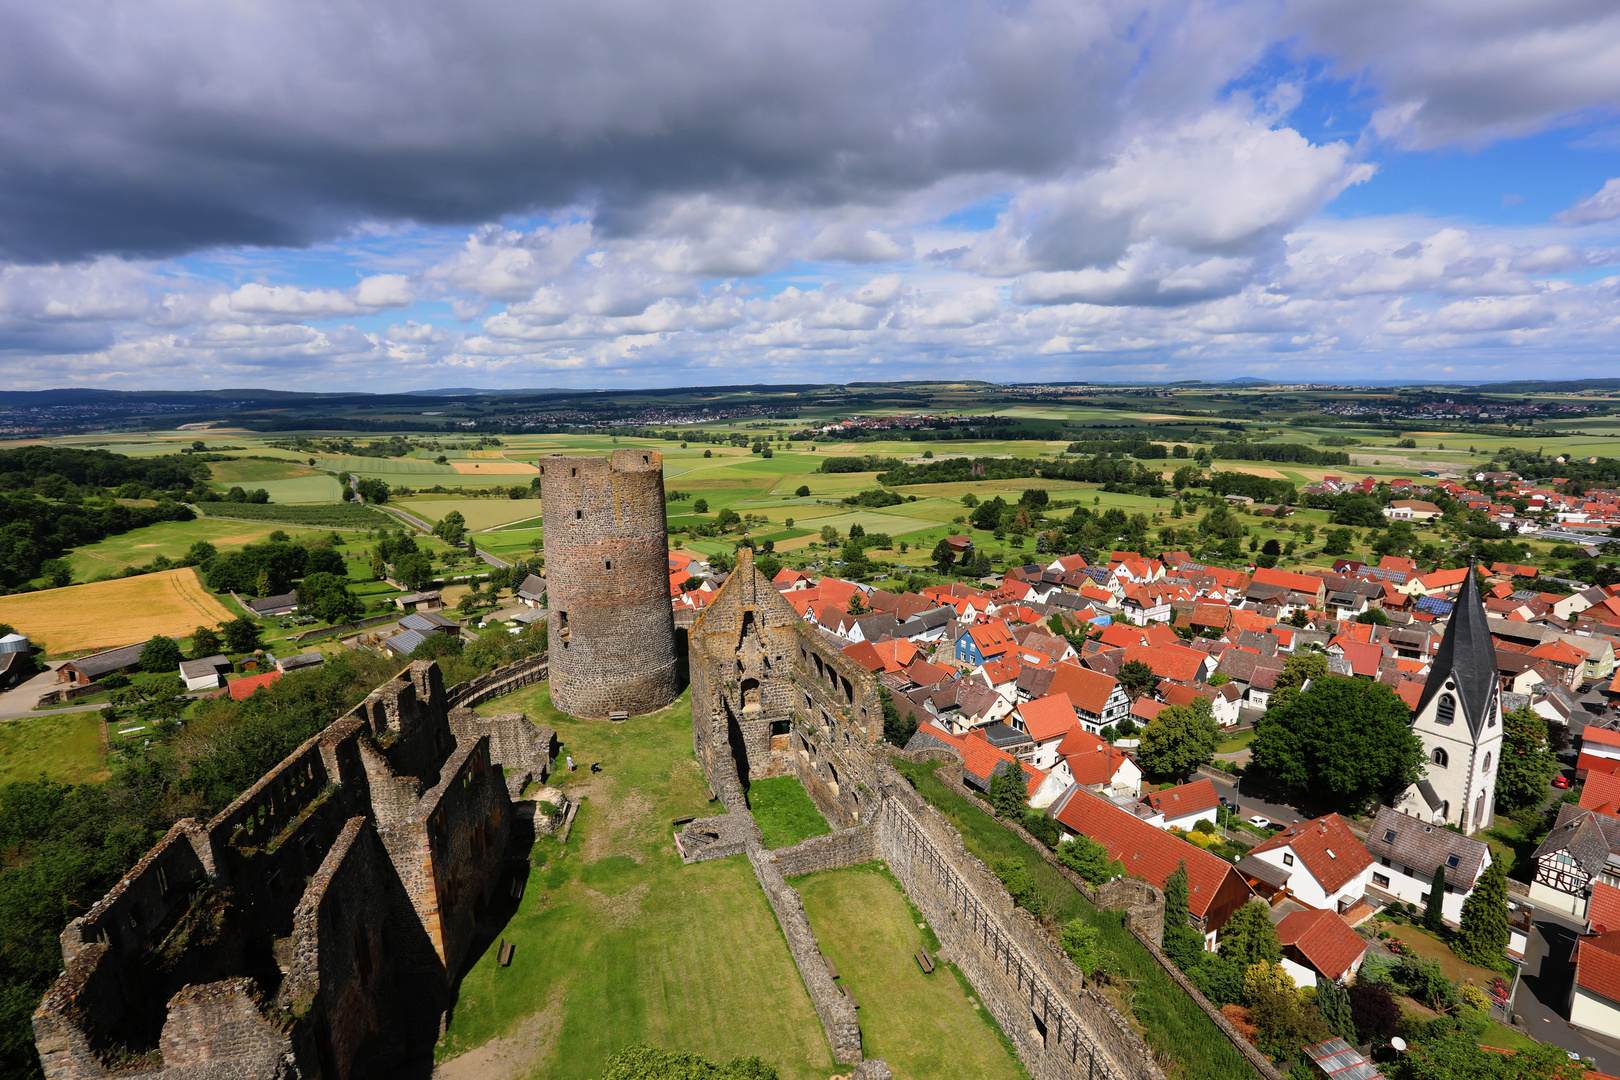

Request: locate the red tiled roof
(1142, 778), (1219, 820)
(1582, 772), (1620, 819)
(1575, 931), (1620, 1003)
(1341, 640), (1384, 678)
(1049, 786), (1246, 918)
(916, 722), (1046, 796)
(1018, 693), (1080, 742)
(1276, 909), (1368, 982)
(1253, 566), (1325, 596)
(1098, 624), (1146, 649)
(1249, 814), (1373, 895)
(1056, 727), (1135, 787)
(980, 656), (1022, 685)
(1415, 566), (1471, 592)
(1531, 640), (1585, 666)
(1590, 882), (1620, 936)
(1123, 642), (1204, 683)
(1132, 698), (1166, 722)
(1579, 751), (1620, 779)
(1584, 726), (1620, 749)
(1047, 663), (1122, 716)
(228, 670), (282, 701)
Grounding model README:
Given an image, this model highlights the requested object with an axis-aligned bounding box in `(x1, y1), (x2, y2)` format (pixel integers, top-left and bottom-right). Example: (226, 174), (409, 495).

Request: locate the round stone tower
(540, 449), (679, 718)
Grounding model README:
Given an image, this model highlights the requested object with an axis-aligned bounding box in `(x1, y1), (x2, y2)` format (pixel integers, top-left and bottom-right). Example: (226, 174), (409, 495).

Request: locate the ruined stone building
(32, 661), (556, 1080)
(681, 549), (1164, 1080)
(540, 450), (679, 718)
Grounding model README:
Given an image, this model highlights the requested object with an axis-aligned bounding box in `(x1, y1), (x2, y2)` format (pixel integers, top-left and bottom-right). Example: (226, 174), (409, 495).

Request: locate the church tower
(1395, 567), (1502, 834)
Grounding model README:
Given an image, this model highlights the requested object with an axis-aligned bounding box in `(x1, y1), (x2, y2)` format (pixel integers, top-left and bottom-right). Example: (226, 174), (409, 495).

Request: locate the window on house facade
(1373, 872), (1390, 888)
(1482, 752), (1492, 773)
(1432, 747), (1448, 768)
(1282, 853), (1295, 867)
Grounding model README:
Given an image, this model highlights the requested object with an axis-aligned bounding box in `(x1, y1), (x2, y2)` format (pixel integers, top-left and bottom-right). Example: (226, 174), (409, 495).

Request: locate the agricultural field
(0, 712), (108, 786)
(61, 518), (336, 582)
(440, 685), (836, 1080)
(204, 457), (325, 484)
(0, 568), (235, 655)
(197, 502), (396, 529)
(394, 498), (544, 531)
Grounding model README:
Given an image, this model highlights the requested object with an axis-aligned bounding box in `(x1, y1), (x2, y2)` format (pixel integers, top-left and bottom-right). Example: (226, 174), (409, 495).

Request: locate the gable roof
(1017, 693), (1080, 742)
(1413, 568), (1499, 740)
(1575, 931), (1620, 1004)
(1582, 771), (1620, 819)
(1141, 778), (1219, 820)
(1591, 881), (1620, 936)
(1047, 662), (1122, 716)
(1363, 806), (1491, 890)
(1249, 814), (1373, 895)
(1276, 909), (1368, 982)
(1122, 642), (1205, 683)
(228, 670), (282, 700)
(1055, 727), (1137, 787)
(1048, 785), (1250, 918)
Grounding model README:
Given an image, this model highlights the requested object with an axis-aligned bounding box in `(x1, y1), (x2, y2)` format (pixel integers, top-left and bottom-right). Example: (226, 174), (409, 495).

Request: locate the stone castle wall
(33, 656), (553, 1080)
(541, 451), (678, 717)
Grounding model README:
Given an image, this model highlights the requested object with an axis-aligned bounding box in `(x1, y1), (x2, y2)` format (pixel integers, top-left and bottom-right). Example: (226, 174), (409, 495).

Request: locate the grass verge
(747, 775), (831, 849)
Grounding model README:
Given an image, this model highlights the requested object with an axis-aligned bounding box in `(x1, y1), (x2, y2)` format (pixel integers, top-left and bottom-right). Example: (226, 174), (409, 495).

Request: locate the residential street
(1200, 769), (1306, 829)
(1515, 906), (1620, 1074)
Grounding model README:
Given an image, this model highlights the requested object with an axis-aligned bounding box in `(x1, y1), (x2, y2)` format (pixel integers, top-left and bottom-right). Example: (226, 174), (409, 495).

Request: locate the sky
(2, 0), (1620, 393)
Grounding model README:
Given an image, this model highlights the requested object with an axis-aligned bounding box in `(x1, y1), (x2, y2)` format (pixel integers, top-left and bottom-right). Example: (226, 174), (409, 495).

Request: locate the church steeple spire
(1412, 564), (1498, 740)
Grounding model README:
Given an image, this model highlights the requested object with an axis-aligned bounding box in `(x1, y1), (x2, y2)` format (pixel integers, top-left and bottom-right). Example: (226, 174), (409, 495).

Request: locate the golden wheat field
(0, 568), (236, 655)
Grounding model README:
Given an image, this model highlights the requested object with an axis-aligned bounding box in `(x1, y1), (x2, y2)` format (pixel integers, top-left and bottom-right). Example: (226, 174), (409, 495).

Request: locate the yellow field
(451, 460), (537, 474)
(0, 568), (236, 655)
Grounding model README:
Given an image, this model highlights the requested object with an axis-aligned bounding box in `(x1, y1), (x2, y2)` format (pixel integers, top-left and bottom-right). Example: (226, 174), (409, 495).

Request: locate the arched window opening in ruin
(1436, 694), (1455, 725)
(642, 455), (649, 464)
(741, 678), (761, 711)
(840, 676), (853, 703)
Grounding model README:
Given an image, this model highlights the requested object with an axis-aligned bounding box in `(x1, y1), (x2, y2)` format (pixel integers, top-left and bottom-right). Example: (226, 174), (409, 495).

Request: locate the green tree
(221, 617), (261, 653)
(1060, 920), (1102, 975)
(1453, 859), (1510, 968)
(433, 509), (467, 545)
(1137, 698), (1219, 780)
(1395, 1034), (1585, 1080)
(1496, 706), (1559, 812)
(693, 498), (709, 513)
(1315, 978), (1357, 1043)
(1270, 652), (1329, 708)
(189, 626), (223, 659)
(753, 554), (783, 581)
(1251, 675), (1424, 812)
(1055, 834), (1124, 885)
(1356, 607), (1390, 626)
(1162, 860), (1206, 968)
(879, 687), (915, 746)
(991, 856), (1043, 915)
(989, 765), (1026, 817)
(1424, 863), (1447, 932)
(1117, 659), (1156, 700)
(932, 538), (957, 574)
(41, 559), (73, 588)
(600, 1044), (779, 1080)
(1322, 527), (1354, 556)
(394, 553), (435, 592)
(819, 524), (840, 545)
(794, 486), (809, 497)
(138, 635), (182, 673)
(255, 568), (274, 598)
(1219, 900), (1281, 967)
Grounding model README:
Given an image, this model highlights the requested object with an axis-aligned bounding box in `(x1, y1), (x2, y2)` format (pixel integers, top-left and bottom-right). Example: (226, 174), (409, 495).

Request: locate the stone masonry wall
(768, 826), (877, 878)
(746, 843), (863, 1066)
(542, 451), (678, 717)
(874, 770), (1162, 1080)
(445, 654), (549, 710)
(157, 980), (287, 1073)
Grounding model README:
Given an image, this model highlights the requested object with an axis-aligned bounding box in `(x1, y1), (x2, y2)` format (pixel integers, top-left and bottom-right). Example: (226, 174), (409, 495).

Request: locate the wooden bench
(608, 710), (629, 723)
(498, 941), (516, 967)
(915, 950), (935, 974)
(841, 985), (860, 1009)
(822, 954), (839, 980)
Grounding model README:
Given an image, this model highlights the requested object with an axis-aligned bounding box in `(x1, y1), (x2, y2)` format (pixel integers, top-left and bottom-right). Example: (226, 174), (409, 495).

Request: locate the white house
(1137, 778), (1220, 833)
(1009, 693), (1082, 771)
(178, 654), (231, 692)
(1238, 814), (1374, 913)
(1571, 928), (1620, 1036)
(1362, 806), (1492, 925)
(1275, 909), (1369, 989)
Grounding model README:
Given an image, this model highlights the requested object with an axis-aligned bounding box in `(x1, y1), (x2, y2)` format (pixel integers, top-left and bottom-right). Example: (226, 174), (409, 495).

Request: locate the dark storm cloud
(0, 0), (1210, 262)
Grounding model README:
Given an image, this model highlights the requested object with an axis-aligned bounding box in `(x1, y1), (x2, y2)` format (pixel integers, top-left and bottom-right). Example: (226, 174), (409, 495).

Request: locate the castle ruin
(540, 450), (679, 718)
(31, 662), (556, 1080)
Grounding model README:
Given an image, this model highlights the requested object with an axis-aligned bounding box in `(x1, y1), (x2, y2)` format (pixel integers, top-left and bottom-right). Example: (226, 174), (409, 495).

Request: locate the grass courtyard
(795, 863), (1028, 1080)
(746, 775), (831, 849)
(442, 683), (835, 1080)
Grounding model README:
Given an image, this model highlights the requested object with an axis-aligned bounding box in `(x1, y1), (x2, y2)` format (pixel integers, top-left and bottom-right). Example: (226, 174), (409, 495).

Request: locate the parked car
(1249, 815), (1271, 829)
(1552, 775), (1571, 790)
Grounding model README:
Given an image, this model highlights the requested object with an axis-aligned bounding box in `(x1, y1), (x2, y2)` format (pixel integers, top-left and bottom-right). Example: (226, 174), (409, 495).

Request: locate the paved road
(1200, 770), (1306, 829)
(1515, 906), (1620, 1073)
